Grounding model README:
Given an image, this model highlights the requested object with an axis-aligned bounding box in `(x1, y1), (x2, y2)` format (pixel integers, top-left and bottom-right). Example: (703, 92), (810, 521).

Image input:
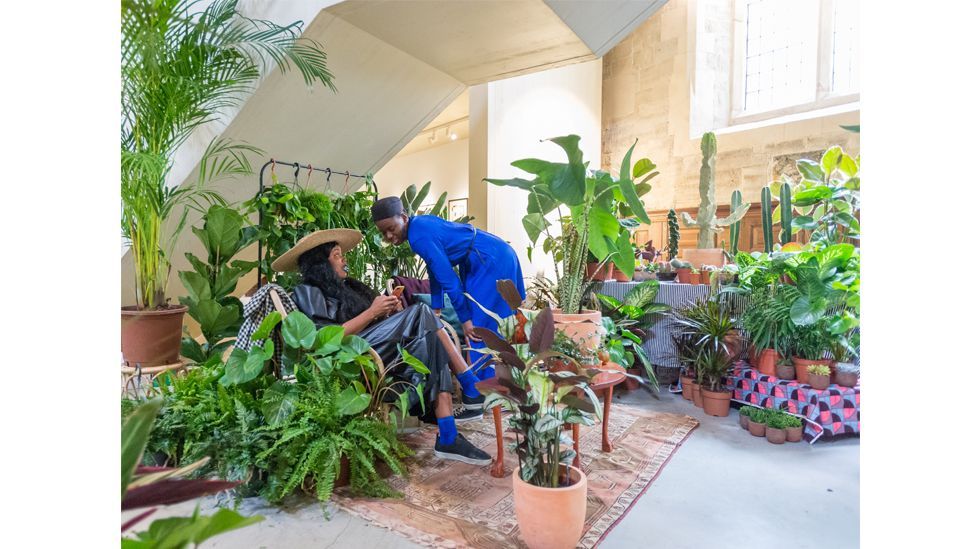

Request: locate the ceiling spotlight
(449, 126), (458, 141)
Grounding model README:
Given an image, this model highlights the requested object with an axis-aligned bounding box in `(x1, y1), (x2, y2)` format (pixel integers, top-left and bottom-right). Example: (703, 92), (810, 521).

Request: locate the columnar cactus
(779, 182), (793, 245)
(729, 190), (744, 255)
(681, 132), (750, 248)
(761, 186), (773, 253)
(667, 208), (680, 260)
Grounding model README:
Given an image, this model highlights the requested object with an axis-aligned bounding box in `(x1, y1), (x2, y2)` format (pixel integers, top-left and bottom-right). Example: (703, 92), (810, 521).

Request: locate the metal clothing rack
(255, 158), (376, 289)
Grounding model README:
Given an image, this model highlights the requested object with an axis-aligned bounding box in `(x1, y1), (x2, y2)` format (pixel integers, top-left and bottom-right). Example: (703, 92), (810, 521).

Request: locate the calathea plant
(473, 307), (604, 487)
(486, 135), (657, 314)
(179, 205), (258, 362)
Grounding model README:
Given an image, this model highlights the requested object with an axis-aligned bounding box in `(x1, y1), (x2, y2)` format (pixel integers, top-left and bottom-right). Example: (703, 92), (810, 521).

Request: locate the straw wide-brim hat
(271, 229), (363, 273)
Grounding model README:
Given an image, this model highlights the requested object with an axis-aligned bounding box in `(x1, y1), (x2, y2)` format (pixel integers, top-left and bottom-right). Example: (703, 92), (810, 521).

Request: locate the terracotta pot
(739, 411), (750, 429)
(691, 382), (703, 408)
(676, 268), (694, 284)
(775, 362), (796, 380)
(552, 309), (603, 355)
(585, 261), (614, 281)
(808, 372), (831, 390)
(512, 465), (587, 549)
(623, 368), (641, 391)
(121, 305), (188, 367)
(756, 349), (779, 377)
(794, 357), (831, 385)
(748, 419), (766, 437)
(765, 427), (786, 444)
(680, 375), (695, 400)
(835, 370), (859, 388)
(701, 388), (731, 417)
(786, 425), (804, 443)
(612, 266), (633, 282)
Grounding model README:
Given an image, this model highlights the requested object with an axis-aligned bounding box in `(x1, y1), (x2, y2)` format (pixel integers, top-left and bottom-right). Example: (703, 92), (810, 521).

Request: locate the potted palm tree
(120, 0), (335, 366)
(486, 135), (656, 354)
(474, 307), (605, 549)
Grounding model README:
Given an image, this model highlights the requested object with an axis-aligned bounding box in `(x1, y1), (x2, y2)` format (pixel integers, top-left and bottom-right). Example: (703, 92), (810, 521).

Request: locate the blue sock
(476, 365), (495, 381)
(437, 416), (457, 445)
(456, 368), (481, 399)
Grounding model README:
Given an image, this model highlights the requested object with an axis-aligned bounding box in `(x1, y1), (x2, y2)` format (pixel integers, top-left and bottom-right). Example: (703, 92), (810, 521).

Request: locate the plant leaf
(122, 399), (162, 498)
(529, 307), (555, 353)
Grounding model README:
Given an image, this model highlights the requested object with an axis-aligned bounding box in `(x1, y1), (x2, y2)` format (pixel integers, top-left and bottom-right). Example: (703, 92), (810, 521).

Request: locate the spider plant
(121, 0), (335, 309)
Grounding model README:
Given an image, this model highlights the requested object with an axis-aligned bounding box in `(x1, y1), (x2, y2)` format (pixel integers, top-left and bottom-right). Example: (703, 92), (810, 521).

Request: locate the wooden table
(482, 362), (627, 478)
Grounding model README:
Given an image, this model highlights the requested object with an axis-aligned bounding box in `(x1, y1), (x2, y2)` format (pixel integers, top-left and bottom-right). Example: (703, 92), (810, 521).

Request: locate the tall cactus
(681, 132), (750, 248)
(761, 186), (773, 253)
(779, 182), (793, 245)
(667, 208), (679, 260)
(729, 190), (744, 255)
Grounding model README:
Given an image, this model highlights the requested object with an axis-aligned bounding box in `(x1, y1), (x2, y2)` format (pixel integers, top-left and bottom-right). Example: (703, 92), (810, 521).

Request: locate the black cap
(371, 196), (405, 222)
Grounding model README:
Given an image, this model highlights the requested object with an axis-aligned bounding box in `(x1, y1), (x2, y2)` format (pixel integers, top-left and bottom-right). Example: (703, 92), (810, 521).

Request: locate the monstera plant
(485, 135), (657, 315)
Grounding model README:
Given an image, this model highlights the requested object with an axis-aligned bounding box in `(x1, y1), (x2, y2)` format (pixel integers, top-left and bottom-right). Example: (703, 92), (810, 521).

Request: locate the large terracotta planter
(794, 357), (831, 385)
(552, 309), (603, 355)
(701, 388), (731, 417)
(680, 375), (695, 400)
(513, 465), (587, 549)
(585, 261), (615, 281)
(756, 349), (779, 377)
(121, 305), (188, 367)
(691, 382), (703, 408)
(766, 427), (786, 444)
(786, 425), (804, 442)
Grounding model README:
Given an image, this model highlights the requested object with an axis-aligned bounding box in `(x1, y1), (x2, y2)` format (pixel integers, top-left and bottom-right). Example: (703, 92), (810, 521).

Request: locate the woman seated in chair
(272, 229), (490, 465)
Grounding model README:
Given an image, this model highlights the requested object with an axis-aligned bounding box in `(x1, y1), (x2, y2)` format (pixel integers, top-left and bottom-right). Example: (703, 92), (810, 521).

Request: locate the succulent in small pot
(783, 414), (804, 442)
(775, 356), (796, 380)
(747, 408), (767, 437)
(764, 412), (788, 444)
(807, 364), (831, 390)
(671, 259), (695, 284)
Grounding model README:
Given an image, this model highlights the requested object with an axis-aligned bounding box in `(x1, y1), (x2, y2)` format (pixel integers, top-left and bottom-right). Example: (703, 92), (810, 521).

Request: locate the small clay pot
(793, 357), (830, 385)
(748, 419), (766, 437)
(786, 425), (804, 442)
(739, 411), (750, 430)
(701, 388), (731, 417)
(692, 383), (703, 408)
(680, 375), (695, 400)
(676, 268), (694, 284)
(775, 362), (796, 380)
(757, 349), (780, 377)
(766, 427), (787, 444)
(835, 370), (859, 388)
(586, 262), (614, 281)
(808, 372), (830, 390)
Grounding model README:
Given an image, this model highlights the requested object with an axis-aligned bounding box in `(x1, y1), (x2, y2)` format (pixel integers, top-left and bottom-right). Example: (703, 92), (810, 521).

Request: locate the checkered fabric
(235, 283), (297, 366)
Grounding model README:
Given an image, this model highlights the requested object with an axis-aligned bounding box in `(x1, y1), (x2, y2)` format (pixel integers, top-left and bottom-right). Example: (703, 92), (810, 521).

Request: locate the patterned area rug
(335, 404), (699, 548)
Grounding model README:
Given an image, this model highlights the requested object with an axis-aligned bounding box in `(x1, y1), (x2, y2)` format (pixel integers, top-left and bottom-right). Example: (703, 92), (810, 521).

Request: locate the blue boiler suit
(406, 215), (526, 378)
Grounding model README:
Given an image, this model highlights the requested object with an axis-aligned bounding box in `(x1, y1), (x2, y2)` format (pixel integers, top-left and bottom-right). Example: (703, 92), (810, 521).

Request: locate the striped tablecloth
(594, 281), (749, 373)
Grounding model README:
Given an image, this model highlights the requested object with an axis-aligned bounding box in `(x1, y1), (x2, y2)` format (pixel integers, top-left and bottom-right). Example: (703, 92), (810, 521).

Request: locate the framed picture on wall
(448, 198), (467, 221)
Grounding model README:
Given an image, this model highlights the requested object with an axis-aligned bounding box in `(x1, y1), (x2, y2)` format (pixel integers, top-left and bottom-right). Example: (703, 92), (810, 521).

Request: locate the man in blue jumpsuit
(371, 196), (526, 394)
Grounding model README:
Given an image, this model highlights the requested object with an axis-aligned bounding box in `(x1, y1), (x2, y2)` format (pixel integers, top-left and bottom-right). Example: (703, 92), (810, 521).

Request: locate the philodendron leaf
(261, 381), (298, 427)
(313, 325), (345, 354)
(282, 311), (316, 349)
(219, 346), (268, 386)
(336, 386), (371, 416)
(252, 311), (282, 341)
(399, 345), (431, 375)
(122, 399), (163, 498)
(790, 296), (827, 326)
(522, 213), (549, 245)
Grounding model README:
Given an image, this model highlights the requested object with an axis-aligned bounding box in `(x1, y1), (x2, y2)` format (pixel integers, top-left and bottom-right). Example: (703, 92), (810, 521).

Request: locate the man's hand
(463, 320), (482, 343)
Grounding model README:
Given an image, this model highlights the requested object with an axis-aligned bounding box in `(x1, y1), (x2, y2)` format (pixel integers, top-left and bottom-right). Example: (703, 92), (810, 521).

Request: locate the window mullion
(816, 0), (834, 104)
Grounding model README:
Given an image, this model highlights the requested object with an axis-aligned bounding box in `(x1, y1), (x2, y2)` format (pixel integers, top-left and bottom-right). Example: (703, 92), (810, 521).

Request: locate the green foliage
(782, 414), (803, 428)
(765, 413), (790, 430)
(671, 299), (739, 390)
(740, 406), (761, 419)
(486, 136), (656, 313)
(667, 209), (680, 260)
(787, 147), (860, 246)
(123, 507), (263, 549)
(779, 183), (793, 245)
(179, 205), (258, 362)
(760, 187), (774, 253)
(681, 133), (750, 248)
(807, 364), (831, 376)
(729, 190), (743, 255)
(122, 0), (334, 309)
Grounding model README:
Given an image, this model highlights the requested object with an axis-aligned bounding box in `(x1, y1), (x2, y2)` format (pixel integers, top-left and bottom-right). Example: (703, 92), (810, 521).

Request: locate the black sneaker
(453, 407), (484, 424)
(461, 392), (486, 410)
(434, 433), (491, 466)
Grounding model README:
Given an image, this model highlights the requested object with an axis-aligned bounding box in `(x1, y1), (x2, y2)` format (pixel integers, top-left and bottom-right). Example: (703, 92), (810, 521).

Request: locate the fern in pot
(485, 135), (657, 353)
(121, 0), (335, 366)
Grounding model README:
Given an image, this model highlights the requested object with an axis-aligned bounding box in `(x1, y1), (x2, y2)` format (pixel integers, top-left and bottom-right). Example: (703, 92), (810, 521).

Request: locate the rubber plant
(122, 0), (335, 310)
(681, 133), (750, 249)
(486, 136), (657, 314)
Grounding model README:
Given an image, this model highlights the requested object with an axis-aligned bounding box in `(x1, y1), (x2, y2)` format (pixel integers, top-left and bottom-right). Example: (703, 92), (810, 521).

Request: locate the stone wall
(601, 0), (860, 211)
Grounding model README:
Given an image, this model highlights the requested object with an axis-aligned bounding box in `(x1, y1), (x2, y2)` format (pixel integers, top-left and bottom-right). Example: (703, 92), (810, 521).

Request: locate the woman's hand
(463, 320), (482, 343)
(369, 295), (400, 319)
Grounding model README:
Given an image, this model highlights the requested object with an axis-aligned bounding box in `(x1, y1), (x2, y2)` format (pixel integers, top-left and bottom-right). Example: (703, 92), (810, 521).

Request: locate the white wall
(485, 59), (603, 279)
(374, 138), (469, 207)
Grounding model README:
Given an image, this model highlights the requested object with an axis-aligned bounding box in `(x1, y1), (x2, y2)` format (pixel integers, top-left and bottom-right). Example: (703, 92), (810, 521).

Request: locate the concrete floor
(139, 390), (859, 548)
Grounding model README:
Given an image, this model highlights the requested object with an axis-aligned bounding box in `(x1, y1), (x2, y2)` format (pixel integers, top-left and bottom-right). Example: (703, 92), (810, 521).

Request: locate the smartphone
(392, 285), (405, 298)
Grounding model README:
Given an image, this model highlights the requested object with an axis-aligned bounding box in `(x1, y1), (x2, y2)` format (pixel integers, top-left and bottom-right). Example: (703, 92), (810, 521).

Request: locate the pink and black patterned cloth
(728, 363), (860, 443)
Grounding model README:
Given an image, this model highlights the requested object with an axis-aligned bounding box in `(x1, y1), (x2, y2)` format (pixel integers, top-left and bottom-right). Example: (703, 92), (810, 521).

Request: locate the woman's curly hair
(297, 242), (378, 323)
